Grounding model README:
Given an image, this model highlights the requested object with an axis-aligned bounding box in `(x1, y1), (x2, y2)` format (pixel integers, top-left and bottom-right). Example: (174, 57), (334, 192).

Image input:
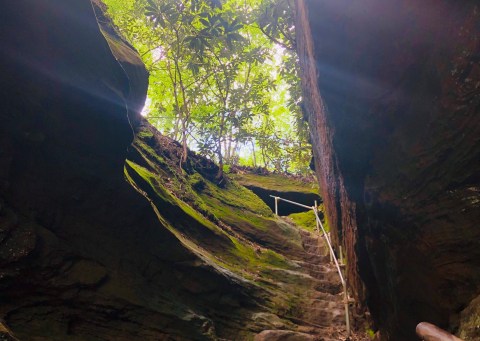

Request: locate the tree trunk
(181, 118), (187, 164)
(217, 137), (224, 179)
(223, 138), (229, 163)
(172, 116), (180, 141)
(261, 146), (267, 168)
(173, 55), (189, 164)
(217, 112), (226, 180)
(251, 140), (257, 167)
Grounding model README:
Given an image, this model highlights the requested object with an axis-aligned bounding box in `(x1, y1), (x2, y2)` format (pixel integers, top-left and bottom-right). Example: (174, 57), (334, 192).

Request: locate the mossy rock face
(232, 174), (319, 194)
(189, 173), (206, 192)
(127, 123), (304, 271)
(288, 205), (329, 233)
(0, 1), (225, 339)
(232, 174), (322, 215)
(458, 295), (480, 341)
(288, 211), (317, 233)
(124, 123), (340, 336)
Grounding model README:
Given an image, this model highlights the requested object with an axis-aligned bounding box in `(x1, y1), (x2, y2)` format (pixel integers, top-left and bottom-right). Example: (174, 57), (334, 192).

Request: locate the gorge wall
(0, 1), (263, 339)
(296, 0), (480, 340)
(0, 1), (362, 340)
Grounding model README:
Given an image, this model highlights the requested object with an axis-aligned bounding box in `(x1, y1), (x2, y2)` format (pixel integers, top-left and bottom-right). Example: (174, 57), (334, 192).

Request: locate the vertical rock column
(295, 0), (480, 340)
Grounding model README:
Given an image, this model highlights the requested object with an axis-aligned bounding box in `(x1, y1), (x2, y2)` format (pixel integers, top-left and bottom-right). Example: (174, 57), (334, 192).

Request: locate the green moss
(229, 238), (289, 270)
(232, 173), (318, 194)
(137, 129), (154, 139)
(202, 180), (272, 217)
(322, 213), (330, 233)
(126, 160), (172, 203)
(188, 173), (206, 192)
(280, 293), (305, 318)
(135, 141), (168, 169)
(202, 196), (269, 232)
(132, 139), (190, 203)
(367, 328), (376, 339)
(262, 249), (291, 268)
(125, 129), (328, 318)
(126, 160), (294, 280)
(126, 160), (223, 236)
(203, 186), (302, 244)
(288, 210), (317, 232)
(287, 204), (331, 233)
(223, 164), (231, 173)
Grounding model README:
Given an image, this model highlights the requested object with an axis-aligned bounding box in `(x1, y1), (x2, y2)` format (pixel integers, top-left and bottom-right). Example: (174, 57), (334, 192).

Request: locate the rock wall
(296, 0), (480, 340)
(0, 1), (259, 339)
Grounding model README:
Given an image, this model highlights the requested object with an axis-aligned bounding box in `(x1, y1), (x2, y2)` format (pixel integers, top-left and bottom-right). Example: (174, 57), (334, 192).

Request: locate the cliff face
(0, 1), (258, 339)
(296, 0), (480, 340)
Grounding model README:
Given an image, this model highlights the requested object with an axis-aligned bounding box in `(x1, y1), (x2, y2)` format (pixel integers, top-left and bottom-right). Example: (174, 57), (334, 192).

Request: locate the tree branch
(257, 25), (295, 51)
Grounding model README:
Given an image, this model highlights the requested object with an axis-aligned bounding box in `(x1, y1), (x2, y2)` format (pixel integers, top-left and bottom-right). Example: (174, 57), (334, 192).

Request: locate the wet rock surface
(296, 0), (480, 340)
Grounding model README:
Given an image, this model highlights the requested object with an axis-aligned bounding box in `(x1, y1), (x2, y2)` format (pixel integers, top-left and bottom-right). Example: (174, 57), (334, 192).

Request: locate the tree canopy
(103, 0), (311, 176)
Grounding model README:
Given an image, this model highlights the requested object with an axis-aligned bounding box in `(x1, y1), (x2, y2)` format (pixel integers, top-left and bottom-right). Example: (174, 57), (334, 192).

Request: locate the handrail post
(343, 281), (351, 337)
(328, 232), (333, 263)
(274, 196), (278, 216)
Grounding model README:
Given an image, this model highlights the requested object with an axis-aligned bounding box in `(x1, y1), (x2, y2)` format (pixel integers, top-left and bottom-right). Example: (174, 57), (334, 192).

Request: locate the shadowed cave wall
(295, 0), (480, 340)
(0, 1), (263, 339)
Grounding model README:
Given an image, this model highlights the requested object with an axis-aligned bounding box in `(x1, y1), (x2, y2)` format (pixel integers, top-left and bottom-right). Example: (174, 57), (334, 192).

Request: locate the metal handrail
(270, 197), (468, 340)
(312, 209), (350, 336)
(271, 195), (351, 336)
(416, 322), (464, 341)
(269, 195), (314, 212)
(312, 209), (345, 285)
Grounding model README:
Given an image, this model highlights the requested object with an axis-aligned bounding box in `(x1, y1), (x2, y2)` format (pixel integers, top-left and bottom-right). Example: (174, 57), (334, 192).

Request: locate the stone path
(254, 228), (368, 341)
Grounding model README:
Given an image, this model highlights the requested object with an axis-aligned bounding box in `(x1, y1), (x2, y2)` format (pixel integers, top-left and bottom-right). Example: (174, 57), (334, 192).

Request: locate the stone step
(313, 280), (343, 295)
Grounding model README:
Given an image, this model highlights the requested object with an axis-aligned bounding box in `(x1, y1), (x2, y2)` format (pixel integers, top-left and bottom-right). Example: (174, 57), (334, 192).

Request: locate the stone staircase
(254, 229), (368, 341)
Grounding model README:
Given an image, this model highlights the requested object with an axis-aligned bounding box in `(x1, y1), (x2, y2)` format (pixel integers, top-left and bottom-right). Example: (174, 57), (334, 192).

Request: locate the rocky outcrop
(296, 0), (480, 340)
(0, 1), (258, 339)
(232, 174), (322, 215)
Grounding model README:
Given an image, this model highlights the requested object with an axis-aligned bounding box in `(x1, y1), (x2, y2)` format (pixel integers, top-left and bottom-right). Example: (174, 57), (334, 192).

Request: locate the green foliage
(257, 0), (296, 51)
(103, 0), (312, 174)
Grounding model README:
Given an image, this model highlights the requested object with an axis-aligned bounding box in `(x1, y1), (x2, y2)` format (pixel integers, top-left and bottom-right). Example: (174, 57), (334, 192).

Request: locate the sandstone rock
(296, 0), (480, 340)
(254, 330), (316, 341)
(0, 1), (258, 339)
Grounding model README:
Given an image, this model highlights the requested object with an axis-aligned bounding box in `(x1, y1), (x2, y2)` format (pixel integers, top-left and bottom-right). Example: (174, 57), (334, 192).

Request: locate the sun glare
(141, 97), (151, 117)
